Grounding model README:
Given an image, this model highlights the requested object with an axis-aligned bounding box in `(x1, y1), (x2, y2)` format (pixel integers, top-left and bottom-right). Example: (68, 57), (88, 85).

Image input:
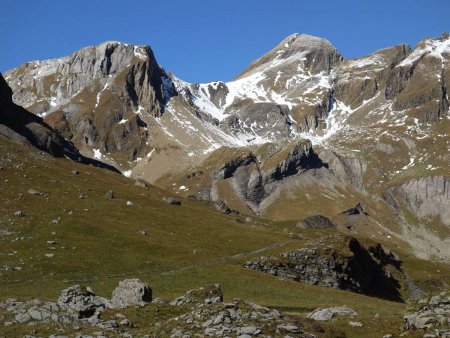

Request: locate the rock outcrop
(209, 140), (328, 213)
(5, 42), (171, 165)
(161, 284), (315, 337)
(244, 236), (402, 301)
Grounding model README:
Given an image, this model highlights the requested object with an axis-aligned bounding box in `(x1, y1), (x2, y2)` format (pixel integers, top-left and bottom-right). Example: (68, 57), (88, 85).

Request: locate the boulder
(28, 188), (42, 196)
(342, 202), (367, 216)
(135, 179), (150, 189)
(307, 306), (357, 321)
(111, 279), (152, 308)
(57, 285), (107, 319)
(213, 200), (231, 214)
(162, 197), (181, 206)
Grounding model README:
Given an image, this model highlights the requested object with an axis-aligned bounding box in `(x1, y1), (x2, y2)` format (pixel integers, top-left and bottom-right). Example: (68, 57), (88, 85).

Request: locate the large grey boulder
(110, 279), (152, 308)
(57, 285), (107, 319)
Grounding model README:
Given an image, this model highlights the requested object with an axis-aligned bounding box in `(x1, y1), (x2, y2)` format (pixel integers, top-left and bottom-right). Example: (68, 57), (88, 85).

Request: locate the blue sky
(1, 0), (449, 83)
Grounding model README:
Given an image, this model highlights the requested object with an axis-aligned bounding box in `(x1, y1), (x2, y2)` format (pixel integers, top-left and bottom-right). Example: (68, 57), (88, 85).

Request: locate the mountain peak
(279, 33), (335, 50)
(237, 33), (342, 79)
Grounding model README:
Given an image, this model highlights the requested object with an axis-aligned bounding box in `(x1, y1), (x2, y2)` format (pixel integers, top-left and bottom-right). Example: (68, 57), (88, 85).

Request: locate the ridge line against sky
(1, 0), (449, 83)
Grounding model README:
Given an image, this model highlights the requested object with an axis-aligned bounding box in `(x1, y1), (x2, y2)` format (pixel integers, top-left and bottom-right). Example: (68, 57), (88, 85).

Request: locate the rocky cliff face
(210, 140), (327, 213)
(388, 176), (450, 226)
(5, 42), (169, 167)
(0, 72), (119, 171)
(0, 72), (66, 156)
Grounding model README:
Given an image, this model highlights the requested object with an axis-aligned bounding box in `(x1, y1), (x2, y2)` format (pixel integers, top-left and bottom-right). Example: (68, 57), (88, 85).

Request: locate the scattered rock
(239, 326), (259, 335)
(404, 290), (450, 332)
(51, 219), (60, 224)
(111, 279), (152, 308)
(0, 281), (319, 337)
(28, 189), (42, 196)
(186, 171), (203, 179)
(170, 284), (223, 306)
(14, 211), (24, 217)
(349, 321), (364, 327)
(134, 179), (150, 189)
(45, 253), (54, 258)
(151, 298), (165, 304)
(213, 200), (231, 214)
(277, 324), (301, 333)
(138, 230), (148, 236)
(71, 170), (79, 175)
(119, 318), (131, 327)
(105, 190), (115, 200)
(163, 197), (181, 206)
(307, 306), (357, 321)
(15, 312), (31, 323)
(126, 201), (134, 206)
(342, 202), (368, 216)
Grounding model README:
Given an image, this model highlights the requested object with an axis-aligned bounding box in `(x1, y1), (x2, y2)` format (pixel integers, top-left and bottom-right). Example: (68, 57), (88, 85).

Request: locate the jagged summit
(5, 39), (168, 168)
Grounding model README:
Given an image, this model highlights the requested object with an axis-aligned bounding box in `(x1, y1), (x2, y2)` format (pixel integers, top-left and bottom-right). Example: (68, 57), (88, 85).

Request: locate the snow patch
(93, 149), (103, 160)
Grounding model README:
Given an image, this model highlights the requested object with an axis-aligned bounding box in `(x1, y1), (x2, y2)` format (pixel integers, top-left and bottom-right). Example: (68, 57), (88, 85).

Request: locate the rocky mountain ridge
(4, 32), (450, 261)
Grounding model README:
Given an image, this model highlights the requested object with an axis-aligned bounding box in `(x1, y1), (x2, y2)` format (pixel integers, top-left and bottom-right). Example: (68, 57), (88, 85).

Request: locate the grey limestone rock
(110, 279), (152, 308)
(307, 306), (357, 321)
(163, 197), (181, 206)
(404, 290), (450, 331)
(57, 285), (107, 319)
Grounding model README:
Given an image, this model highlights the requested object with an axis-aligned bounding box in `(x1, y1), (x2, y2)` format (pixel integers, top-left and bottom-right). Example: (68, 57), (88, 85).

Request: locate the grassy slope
(0, 138), (449, 337)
